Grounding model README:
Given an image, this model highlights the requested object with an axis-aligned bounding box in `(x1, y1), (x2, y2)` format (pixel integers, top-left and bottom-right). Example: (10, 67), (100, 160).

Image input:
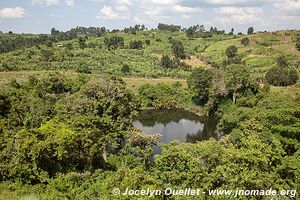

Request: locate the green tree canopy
(224, 64), (252, 103)
(247, 27), (254, 35)
(187, 68), (213, 105)
(225, 45), (238, 58)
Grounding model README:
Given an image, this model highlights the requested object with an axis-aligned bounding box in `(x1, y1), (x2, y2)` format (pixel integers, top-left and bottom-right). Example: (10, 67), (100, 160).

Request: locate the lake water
(133, 109), (221, 144)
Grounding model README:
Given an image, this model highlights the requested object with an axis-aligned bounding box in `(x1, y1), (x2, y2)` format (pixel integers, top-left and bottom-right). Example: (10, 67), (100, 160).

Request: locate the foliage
(241, 37), (250, 46)
(157, 23), (181, 32)
(296, 36), (300, 51)
(266, 55), (299, 86)
(121, 64), (130, 74)
(266, 66), (299, 86)
(186, 24), (224, 39)
(224, 64), (258, 103)
(78, 37), (86, 49)
(160, 55), (191, 71)
(76, 65), (91, 74)
(171, 40), (186, 59)
(138, 82), (193, 109)
(0, 74), (139, 183)
(104, 35), (124, 50)
(41, 49), (54, 61)
(187, 68), (213, 105)
(247, 27), (254, 35)
(225, 46), (238, 58)
(129, 40), (143, 49)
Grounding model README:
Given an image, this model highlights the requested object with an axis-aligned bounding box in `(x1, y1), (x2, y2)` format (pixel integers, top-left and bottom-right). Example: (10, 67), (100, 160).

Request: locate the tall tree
(224, 64), (251, 103)
(296, 36), (300, 51)
(187, 68), (213, 105)
(247, 27), (254, 35)
(78, 37), (86, 49)
(171, 40), (186, 59)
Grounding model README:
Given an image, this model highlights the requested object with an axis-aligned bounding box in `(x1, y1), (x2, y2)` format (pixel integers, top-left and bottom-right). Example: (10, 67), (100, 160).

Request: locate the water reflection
(133, 109), (220, 143)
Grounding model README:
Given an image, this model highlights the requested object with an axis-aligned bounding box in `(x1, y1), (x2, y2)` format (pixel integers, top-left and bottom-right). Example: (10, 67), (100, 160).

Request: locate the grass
(0, 70), (187, 94)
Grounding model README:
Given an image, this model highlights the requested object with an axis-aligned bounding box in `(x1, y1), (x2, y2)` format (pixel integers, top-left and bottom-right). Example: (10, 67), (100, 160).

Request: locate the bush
(161, 55), (173, 69)
(265, 66), (299, 86)
(138, 82), (192, 109)
(266, 55), (299, 86)
(121, 64), (130, 74)
(171, 40), (186, 59)
(225, 46), (238, 58)
(241, 37), (250, 46)
(160, 55), (191, 70)
(104, 35), (124, 50)
(129, 40), (143, 49)
(0, 62), (14, 71)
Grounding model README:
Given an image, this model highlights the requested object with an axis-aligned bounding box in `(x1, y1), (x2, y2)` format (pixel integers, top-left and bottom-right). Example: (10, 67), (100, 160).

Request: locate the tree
(157, 23), (181, 32)
(78, 37), (86, 49)
(161, 55), (173, 69)
(241, 37), (250, 46)
(171, 40), (186, 59)
(296, 36), (300, 51)
(224, 64), (251, 103)
(187, 68), (213, 105)
(129, 40), (143, 49)
(265, 56), (299, 86)
(225, 46), (238, 58)
(0, 74), (139, 183)
(104, 35), (124, 50)
(145, 39), (150, 45)
(229, 28), (234, 35)
(186, 27), (196, 39)
(51, 27), (59, 35)
(247, 27), (254, 35)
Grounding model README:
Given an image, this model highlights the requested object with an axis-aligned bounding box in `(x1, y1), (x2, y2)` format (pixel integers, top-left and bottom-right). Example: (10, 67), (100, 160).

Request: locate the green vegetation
(187, 68), (213, 105)
(247, 27), (254, 35)
(296, 36), (300, 51)
(241, 37), (250, 46)
(265, 55), (299, 86)
(0, 25), (299, 199)
(138, 82), (192, 109)
(225, 45), (238, 58)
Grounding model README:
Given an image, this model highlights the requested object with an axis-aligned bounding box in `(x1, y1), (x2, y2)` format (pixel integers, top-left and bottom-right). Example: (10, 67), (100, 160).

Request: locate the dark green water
(133, 109), (221, 143)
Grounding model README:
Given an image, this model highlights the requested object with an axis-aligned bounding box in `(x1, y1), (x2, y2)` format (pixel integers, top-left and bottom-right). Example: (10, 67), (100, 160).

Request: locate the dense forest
(0, 23), (299, 199)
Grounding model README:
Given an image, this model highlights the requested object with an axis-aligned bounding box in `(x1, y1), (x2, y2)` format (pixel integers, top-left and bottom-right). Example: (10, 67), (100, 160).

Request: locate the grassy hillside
(202, 30), (300, 79)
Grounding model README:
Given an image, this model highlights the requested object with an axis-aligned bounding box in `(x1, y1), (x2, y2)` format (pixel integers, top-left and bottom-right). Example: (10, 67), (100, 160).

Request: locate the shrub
(160, 55), (191, 70)
(241, 37), (250, 46)
(121, 64), (130, 74)
(265, 66), (298, 86)
(225, 46), (238, 58)
(129, 40), (143, 49)
(171, 40), (186, 59)
(104, 35), (124, 50)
